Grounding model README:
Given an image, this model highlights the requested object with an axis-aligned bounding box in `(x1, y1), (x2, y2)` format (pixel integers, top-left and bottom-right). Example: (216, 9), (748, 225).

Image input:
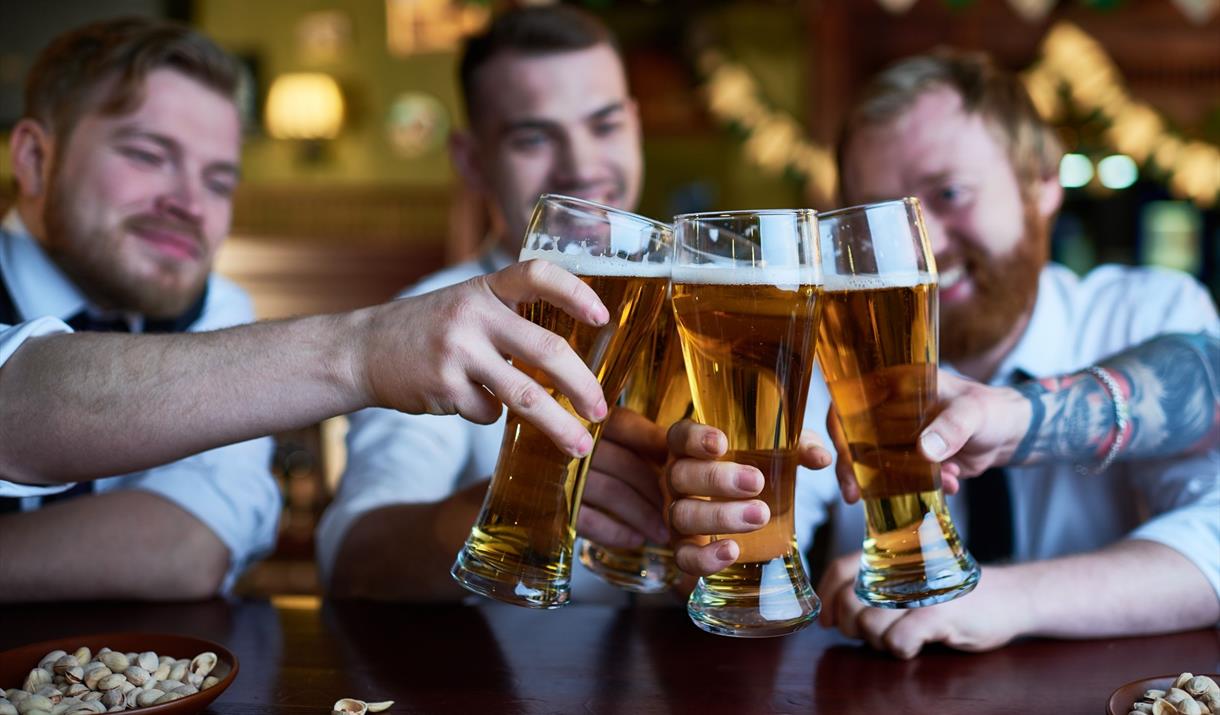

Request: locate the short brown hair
(24, 17), (239, 140)
(458, 4), (618, 122)
(837, 48), (1062, 198)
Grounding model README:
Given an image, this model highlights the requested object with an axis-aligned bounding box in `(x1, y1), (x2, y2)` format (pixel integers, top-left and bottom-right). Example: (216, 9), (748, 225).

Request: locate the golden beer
(816, 197), (978, 608)
(455, 270), (668, 607)
(580, 299), (691, 592)
(674, 270), (823, 636)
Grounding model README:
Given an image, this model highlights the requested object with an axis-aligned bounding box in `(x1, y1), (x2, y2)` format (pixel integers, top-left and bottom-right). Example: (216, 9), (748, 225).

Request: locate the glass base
(687, 556), (820, 638)
(855, 550), (980, 609)
(579, 541), (678, 594)
(451, 545), (570, 609)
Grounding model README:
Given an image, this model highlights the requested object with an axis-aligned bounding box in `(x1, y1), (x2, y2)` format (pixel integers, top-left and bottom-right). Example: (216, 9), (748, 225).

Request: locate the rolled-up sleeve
(1, 317), (75, 498)
(117, 436), (280, 592)
(315, 408), (476, 588)
(1126, 449), (1220, 605)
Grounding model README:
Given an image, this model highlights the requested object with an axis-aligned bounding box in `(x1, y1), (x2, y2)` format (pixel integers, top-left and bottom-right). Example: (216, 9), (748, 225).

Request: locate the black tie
(963, 466), (1014, 564)
(66, 311), (131, 333)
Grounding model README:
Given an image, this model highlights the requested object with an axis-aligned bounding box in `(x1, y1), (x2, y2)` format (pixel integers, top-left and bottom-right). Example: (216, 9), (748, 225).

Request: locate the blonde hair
(837, 48), (1062, 197)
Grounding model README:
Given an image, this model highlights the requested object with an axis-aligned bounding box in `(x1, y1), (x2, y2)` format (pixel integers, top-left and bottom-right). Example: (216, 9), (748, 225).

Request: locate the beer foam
(519, 248), (671, 278)
(822, 272), (936, 291)
(671, 264), (818, 286)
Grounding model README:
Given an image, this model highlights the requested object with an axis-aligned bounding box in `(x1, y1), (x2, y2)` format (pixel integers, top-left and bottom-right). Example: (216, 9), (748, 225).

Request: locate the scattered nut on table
(332, 698), (394, 714)
(1129, 673), (1219, 715)
(3, 646), (221, 714)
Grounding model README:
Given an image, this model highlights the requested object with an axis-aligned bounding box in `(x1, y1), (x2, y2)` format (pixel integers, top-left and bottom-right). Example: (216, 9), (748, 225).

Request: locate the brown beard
(940, 201), (1048, 363)
(42, 168), (209, 319)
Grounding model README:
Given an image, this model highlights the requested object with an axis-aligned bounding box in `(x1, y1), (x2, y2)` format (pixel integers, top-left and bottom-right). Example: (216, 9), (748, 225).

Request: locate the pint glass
(672, 209), (823, 637)
(815, 198), (979, 608)
(451, 194), (672, 608)
(579, 294), (690, 593)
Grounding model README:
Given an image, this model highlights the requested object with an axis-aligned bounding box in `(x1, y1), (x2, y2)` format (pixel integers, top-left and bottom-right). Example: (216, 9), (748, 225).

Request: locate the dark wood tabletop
(0, 598), (1215, 714)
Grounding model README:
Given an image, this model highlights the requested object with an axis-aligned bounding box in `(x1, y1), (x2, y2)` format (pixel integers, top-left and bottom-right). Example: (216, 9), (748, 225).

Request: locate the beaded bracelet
(1083, 366), (1129, 474)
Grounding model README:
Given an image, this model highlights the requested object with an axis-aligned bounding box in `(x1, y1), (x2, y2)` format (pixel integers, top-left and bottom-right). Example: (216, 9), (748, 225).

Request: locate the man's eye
(509, 132), (549, 150)
(120, 147), (165, 166)
(592, 120), (622, 137)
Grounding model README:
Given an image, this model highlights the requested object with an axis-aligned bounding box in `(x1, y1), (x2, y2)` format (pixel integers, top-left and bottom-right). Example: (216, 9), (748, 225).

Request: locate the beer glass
(672, 209), (823, 637)
(451, 194), (672, 608)
(579, 292), (690, 593)
(815, 198), (980, 608)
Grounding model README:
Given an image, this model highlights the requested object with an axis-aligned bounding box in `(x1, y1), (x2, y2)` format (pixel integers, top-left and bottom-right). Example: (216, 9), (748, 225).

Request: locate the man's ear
(448, 129), (488, 194)
(1034, 171), (1063, 220)
(9, 118), (55, 198)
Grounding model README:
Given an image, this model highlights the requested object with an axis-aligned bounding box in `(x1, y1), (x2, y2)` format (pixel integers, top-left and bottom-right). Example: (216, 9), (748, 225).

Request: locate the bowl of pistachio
(0, 633), (237, 715)
(1107, 672), (1220, 715)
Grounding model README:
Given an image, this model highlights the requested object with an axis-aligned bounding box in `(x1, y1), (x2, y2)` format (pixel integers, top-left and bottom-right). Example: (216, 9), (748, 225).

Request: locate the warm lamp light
(265, 73), (344, 140)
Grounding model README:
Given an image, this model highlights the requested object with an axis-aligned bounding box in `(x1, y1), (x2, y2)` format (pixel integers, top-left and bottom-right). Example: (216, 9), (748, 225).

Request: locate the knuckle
(511, 380), (544, 411)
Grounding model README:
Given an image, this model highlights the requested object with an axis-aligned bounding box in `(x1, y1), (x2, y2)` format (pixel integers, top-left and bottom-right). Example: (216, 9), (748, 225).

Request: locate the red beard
(939, 202), (1048, 363)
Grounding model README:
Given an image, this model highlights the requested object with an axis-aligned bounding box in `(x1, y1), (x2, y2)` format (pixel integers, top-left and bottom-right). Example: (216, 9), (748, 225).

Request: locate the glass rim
(818, 197), (920, 220)
(538, 193), (672, 234)
(672, 207), (817, 222)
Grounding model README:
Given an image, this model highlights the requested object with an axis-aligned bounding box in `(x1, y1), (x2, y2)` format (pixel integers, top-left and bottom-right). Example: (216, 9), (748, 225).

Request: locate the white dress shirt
(794, 263), (1220, 603)
(0, 211), (281, 592)
(317, 249), (634, 603)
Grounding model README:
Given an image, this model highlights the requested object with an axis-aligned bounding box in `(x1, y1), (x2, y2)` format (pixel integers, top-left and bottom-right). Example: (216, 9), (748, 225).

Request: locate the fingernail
(921, 431), (947, 461)
(702, 431), (724, 455)
(591, 306), (610, 325)
(734, 468), (760, 493)
(743, 503), (767, 526)
(574, 433), (594, 457)
(594, 398), (608, 420)
(715, 541), (735, 561)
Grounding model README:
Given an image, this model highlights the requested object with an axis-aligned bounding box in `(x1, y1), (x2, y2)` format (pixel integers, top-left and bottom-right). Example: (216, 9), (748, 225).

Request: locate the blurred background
(1, 0), (1217, 594)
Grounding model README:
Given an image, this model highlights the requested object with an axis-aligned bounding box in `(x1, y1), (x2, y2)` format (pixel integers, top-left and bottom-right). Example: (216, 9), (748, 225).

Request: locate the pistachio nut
(1136, 704), (1156, 713)
(167, 663), (187, 683)
(157, 680), (183, 692)
(95, 655), (126, 676)
(93, 675), (124, 693)
(80, 669), (109, 692)
(135, 690), (164, 708)
(30, 691), (58, 708)
(76, 694), (100, 705)
(1187, 678), (1220, 697)
(189, 652), (216, 679)
(1155, 700), (1182, 715)
(332, 699), (368, 715)
(97, 691), (120, 710)
(366, 701), (394, 712)
(151, 663), (170, 682)
(121, 666), (149, 687)
(50, 659), (77, 679)
(70, 650), (89, 669)
(1176, 675), (1197, 691)
(201, 676), (219, 691)
(153, 692), (184, 705)
(1169, 689), (1193, 706)
(22, 671), (51, 695)
(1178, 699), (1204, 715)
(16, 694), (53, 714)
(0, 699), (15, 715)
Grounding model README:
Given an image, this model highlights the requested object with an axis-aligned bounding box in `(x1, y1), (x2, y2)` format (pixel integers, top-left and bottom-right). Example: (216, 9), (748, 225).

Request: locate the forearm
(0, 491), (231, 601)
(0, 310), (372, 484)
(1012, 540), (1219, 639)
(328, 481), (487, 601)
(1011, 333), (1220, 465)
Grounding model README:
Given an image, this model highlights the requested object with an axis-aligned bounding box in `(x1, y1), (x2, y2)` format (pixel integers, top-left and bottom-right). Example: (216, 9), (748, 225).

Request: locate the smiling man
(317, 5), (680, 601)
(0, 18), (279, 600)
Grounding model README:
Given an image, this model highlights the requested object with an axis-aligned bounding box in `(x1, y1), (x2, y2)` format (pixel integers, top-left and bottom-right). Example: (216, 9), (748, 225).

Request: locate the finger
(668, 497), (768, 536)
(490, 316), (608, 423)
(489, 259), (609, 325)
(919, 394), (982, 464)
(940, 465), (961, 495)
(576, 507), (645, 550)
(674, 539), (739, 576)
(468, 354), (593, 458)
(857, 607), (904, 653)
(835, 583), (869, 639)
(669, 459), (762, 499)
(667, 419), (727, 460)
(582, 469), (669, 544)
(590, 435), (665, 509)
(603, 407), (669, 464)
(799, 430), (834, 470)
(882, 610), (946, 660)
(817, 553), (860, 628)
(826, 409), (860, 504)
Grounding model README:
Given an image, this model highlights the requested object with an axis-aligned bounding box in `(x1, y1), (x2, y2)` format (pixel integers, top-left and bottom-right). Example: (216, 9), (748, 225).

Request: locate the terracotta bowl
(0, 632), (237, 714)
(1107, 673), (1220, 715)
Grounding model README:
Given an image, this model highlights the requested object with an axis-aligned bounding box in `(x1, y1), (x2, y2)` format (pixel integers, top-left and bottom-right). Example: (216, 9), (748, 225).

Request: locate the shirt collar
(987, 265), (1076, 385)
(0, 210), (91, 323)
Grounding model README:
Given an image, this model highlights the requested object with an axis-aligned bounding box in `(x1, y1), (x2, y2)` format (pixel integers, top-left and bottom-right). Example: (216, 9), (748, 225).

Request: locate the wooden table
(1, 599), (1214, 714)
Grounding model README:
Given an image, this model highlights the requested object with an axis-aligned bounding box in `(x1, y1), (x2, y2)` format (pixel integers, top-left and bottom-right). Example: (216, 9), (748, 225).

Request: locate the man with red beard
(804, 49), (1219, 657)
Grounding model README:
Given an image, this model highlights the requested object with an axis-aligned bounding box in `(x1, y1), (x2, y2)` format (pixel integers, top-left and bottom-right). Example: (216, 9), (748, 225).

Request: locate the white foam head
(519, 248), (671, 278)
(822, 272), (936, 291)
(671, 264), (819, 287)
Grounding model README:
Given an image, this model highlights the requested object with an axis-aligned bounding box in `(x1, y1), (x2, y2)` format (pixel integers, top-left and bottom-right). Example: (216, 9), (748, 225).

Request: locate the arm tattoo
(1009, 333), (1220, 466)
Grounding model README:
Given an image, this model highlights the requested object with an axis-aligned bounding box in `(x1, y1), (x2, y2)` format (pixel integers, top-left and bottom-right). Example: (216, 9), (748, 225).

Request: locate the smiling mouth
(939, 264), (966, 290)
(131, 227), (202, 261)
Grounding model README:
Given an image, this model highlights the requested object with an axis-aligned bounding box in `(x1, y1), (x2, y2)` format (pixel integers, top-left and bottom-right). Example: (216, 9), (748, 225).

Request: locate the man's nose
(156, 171), (204, 224)
(555, 132), (600, 183)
